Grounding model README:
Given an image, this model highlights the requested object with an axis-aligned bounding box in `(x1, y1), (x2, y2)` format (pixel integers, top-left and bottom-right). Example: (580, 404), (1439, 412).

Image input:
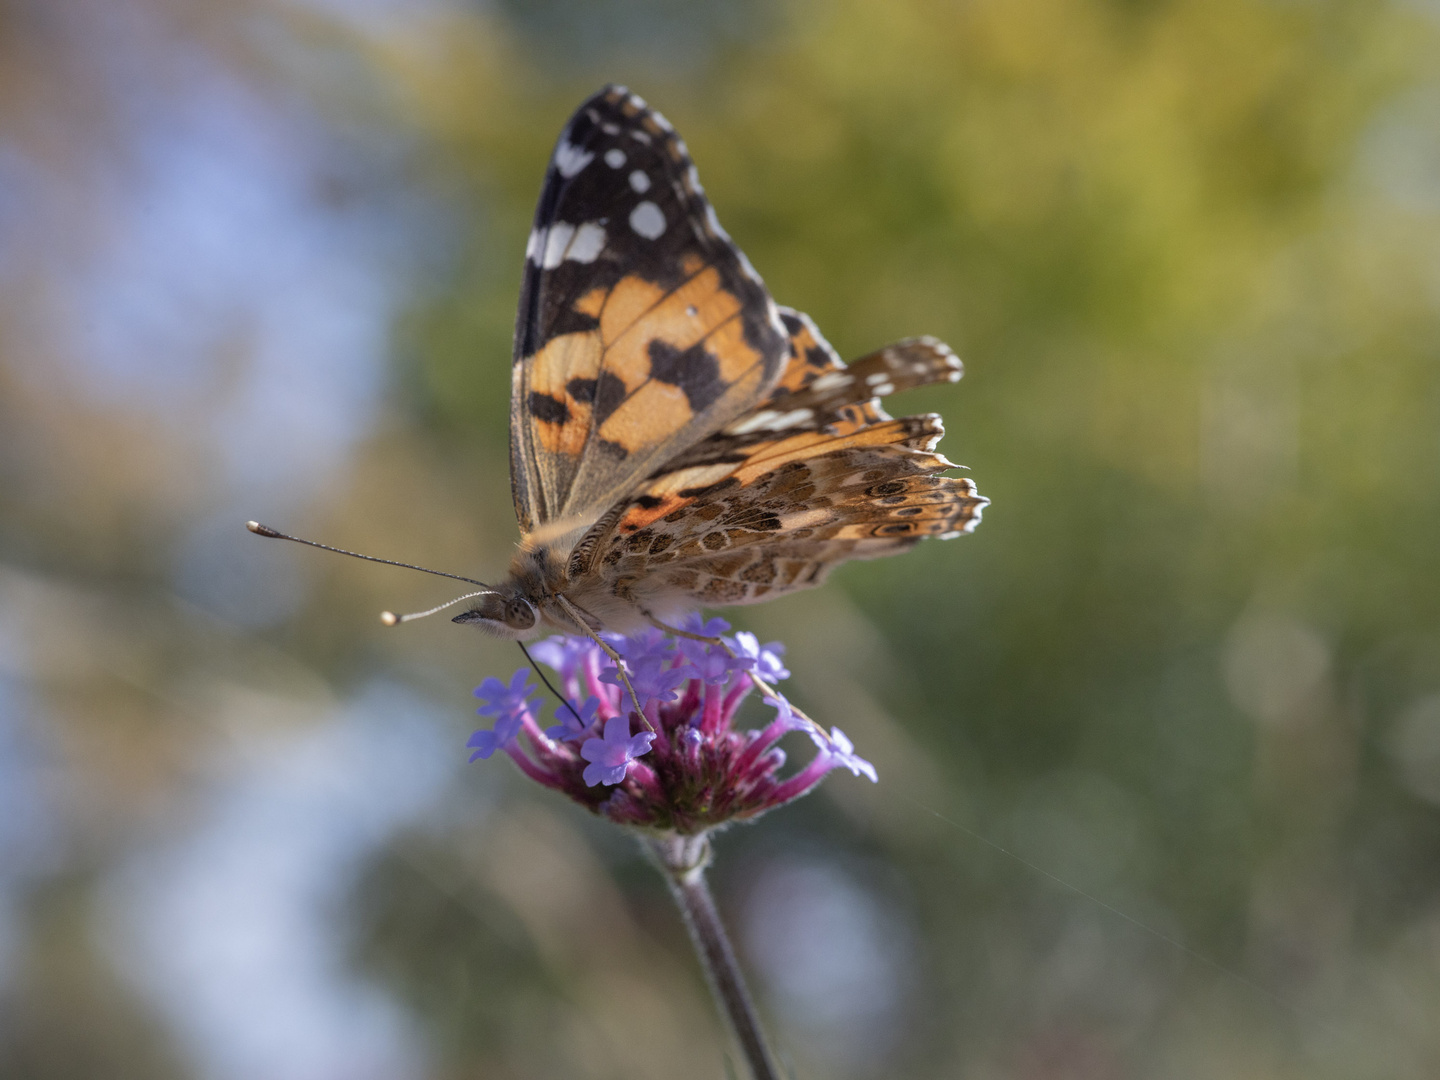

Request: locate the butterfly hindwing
(580, 419), (986, 609)
(510, 85), (789, 536)
(767, 306), (845, 395)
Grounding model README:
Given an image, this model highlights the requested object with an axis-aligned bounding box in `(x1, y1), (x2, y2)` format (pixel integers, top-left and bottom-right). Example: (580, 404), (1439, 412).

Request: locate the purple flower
(475, 668), (541, 723)
(580, 715), (657, 786)
(529, 636), (600, 681)
(809, 726), (878, 783)
(731, 631), (790, 683)
(611, 627), (676, 666)
(546, 696), (601, 742)
(683, 615), (732, 639)
(690, 647), (747, 684)
(600, 653), (694, 704)
(763, 694), (808, 733)
(467, 723), (519, 761)
(669, 615), (750, 684)
(468, 669), (542, 759)
(465, 626), (877, 828)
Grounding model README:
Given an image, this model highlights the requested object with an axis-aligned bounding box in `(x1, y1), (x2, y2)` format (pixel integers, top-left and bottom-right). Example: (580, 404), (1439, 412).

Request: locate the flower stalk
(645, 832), (783, 1080)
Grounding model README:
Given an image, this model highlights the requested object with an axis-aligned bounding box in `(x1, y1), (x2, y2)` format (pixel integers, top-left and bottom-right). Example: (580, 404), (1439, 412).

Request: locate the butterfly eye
(506, 598), (537, 630)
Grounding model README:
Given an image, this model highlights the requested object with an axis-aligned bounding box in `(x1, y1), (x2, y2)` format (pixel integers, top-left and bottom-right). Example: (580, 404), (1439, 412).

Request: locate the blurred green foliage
(4, 0), (1440, 1076)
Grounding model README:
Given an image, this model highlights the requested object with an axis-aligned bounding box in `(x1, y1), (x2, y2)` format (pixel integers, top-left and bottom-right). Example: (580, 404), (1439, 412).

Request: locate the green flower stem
(645, 833), (783, 1080)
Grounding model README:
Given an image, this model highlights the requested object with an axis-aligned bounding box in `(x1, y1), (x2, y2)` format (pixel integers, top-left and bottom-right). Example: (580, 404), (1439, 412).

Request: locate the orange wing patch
(517, 263), (785, 532)
(593, 267), (754, 454)
(523, 329), (603, 460)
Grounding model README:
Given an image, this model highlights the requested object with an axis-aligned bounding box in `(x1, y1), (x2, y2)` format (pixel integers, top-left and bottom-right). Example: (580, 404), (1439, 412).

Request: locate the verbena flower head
(465, 618), (876, 832)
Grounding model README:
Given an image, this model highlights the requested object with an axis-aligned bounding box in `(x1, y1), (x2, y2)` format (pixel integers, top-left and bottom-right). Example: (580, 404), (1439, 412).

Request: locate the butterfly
(453, 85), (987, 640)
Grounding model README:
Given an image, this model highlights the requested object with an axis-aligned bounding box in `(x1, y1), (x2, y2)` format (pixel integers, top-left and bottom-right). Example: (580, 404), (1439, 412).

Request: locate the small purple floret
(546, 696), (601, 742)
(731, 631), (790, 682)
(601, 653), (693, 704)
(580, 715), (657, 786)
(528, 637), (598, 679)
(610, 627), (676, 667)
(466, 726), (507, 761)
(810, 726), (879, 783)
(763, 695), (807, 733)
(676, 617), (750, 684)
(468, 669), (542, 759)
(475, 668), (541, 722)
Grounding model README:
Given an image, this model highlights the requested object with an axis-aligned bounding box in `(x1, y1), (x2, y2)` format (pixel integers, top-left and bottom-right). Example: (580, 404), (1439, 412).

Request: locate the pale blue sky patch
(99, 680), (460, 1080)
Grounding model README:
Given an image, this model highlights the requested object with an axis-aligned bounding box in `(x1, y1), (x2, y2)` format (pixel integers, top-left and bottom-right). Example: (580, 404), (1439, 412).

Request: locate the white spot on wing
(703, 203), (731, 242)
(567, 222), (607, 263)
(777, 509), (833, 530)
(554, 137), (593, 178)
(726, 408), (815, 435)
(629, 170), (651, 193)
(726, 410), (778, 434)
(771, 408), (815, 428)
(809, 372), (854, 392)
(541, 223), (575, 269)
(736, 250), (763, 284)
(604, 148), (626, 168)
(650, 461), (736, 494)
(525, 228), (543, 263)
(629, 201), (666, 239)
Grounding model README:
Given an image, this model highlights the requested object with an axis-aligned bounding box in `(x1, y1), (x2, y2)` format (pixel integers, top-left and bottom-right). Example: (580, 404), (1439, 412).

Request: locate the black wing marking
(509, 85), (789, 535)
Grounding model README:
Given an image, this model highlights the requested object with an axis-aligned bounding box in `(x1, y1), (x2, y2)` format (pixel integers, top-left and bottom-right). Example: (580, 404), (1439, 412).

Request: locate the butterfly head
(451, 586), (540, 639)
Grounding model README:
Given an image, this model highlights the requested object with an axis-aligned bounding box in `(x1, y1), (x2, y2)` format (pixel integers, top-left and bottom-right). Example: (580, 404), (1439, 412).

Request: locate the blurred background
(3, 0), (1440, 1076)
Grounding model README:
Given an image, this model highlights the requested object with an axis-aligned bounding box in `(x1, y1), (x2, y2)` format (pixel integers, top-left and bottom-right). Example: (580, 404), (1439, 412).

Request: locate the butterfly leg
(644, 615), (725, 646)
(554, 594), (655, 731)
(642, 612), (836, 747)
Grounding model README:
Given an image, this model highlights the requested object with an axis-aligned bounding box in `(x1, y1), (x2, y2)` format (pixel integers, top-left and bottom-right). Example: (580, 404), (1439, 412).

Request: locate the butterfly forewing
(510, 86), (790, 536)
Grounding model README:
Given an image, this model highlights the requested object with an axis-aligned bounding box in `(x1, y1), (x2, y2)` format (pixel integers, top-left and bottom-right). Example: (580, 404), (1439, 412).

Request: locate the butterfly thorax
(453, 540), (657, 640)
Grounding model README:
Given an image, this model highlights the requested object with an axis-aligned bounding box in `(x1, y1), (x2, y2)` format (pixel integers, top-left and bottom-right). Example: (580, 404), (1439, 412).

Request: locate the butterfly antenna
(246, 521), (488, 588)
(380, 590), (499, 627)
(518, 641), (585, 726)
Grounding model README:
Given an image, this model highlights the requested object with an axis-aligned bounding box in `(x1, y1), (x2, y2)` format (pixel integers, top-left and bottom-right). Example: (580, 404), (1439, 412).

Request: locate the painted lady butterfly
(452, 85), (987, 640)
